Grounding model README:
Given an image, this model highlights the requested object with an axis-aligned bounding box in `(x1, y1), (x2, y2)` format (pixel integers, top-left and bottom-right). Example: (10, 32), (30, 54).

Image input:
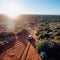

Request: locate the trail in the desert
(0, 23), (42, 60)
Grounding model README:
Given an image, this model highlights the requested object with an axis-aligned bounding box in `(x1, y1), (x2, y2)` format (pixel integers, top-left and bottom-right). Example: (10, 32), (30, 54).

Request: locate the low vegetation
(36, 22), (60, 59)
(0, 32), (16, 50)
(36, 22), (60, 40)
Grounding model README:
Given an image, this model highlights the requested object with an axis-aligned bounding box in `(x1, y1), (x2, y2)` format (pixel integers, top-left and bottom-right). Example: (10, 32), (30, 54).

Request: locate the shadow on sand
(17, 30), (29, 46)
(0, 33), (16, 54)
(29, 38), (36, 48)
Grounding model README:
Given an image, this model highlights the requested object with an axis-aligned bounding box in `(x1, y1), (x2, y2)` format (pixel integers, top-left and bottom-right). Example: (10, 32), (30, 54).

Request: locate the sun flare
(1, 1), (24, 18)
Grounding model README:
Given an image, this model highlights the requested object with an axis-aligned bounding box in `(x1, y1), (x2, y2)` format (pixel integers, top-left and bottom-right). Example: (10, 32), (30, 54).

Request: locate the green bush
(0, 41), (4, 49)
(36, 40), (48, 53)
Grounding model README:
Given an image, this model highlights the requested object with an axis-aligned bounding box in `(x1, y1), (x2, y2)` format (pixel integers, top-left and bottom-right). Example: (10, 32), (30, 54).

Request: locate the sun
(2, 1), (22, 18)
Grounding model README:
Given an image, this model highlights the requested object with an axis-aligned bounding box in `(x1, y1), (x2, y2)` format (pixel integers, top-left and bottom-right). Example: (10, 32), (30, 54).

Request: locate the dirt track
(0, 23), (42, 60)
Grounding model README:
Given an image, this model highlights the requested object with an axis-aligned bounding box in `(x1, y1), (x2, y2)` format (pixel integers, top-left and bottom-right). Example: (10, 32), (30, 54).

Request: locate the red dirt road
(0, 23), (42, 60)
(26, 44), (42, 60)
(25, 24), (42, 60)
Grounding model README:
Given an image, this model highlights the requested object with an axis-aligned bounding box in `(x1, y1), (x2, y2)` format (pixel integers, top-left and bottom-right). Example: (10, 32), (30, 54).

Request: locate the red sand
(0, 23), (42, 60)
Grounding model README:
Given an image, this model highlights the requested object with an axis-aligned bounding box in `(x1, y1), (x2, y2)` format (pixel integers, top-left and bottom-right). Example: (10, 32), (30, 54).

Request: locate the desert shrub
(36, 40), (48, 53)
(47, 29), (53, 33)
(44, 27), (49, 31)
(40, 35), (45, 39)
(0, 32), (8, 39)
(36, 40), (60, 59)
(36, 29), (43, 36)
(56, 27), (60, 29)
(55, 40), (60, 44)
(0, 41), (4, 50)
(44, 34), (51, 39)
(56, 32), (60, 36)
(38, 34), (52, 40)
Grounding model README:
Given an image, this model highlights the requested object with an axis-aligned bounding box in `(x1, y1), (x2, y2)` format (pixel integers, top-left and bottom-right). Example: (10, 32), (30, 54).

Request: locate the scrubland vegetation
(36, 22), (60, 40)
(36, 22), (60, 60)
(0, 15), (60, 59)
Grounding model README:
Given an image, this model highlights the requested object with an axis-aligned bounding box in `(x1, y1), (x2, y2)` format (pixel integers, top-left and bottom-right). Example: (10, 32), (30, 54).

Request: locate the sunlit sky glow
(0, 0), (60, 18)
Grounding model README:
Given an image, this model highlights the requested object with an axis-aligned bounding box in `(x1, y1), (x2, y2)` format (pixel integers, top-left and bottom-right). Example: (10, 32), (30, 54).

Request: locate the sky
(0, 0), (60, 17)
